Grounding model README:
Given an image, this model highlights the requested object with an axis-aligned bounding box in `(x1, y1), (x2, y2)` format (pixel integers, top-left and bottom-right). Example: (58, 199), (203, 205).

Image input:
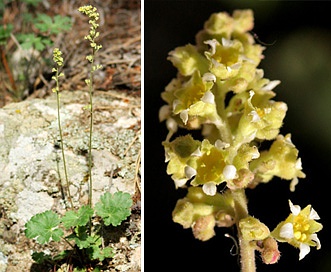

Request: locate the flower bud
(192, 214), (216, 241)
(239, 216), (270, 241)
(259, 237), (281, 265)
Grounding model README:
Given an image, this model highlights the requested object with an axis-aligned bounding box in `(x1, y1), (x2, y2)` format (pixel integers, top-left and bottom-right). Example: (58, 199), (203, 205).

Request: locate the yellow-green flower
(168, 44), (209, 76)
(171, 71), (219, 128)
(188, 139), (237, 195)
(204, 38), (243, 80)
(163, 135), (201, 188)
(249, 134), (306, 189)
(53, 48), (63, 67)
(271, 200), (322, 260)
(172, 187), (235, 241)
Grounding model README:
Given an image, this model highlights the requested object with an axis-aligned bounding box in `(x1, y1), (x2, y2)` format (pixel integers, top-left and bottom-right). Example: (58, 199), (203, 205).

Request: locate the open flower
(271, 200), (323, 260)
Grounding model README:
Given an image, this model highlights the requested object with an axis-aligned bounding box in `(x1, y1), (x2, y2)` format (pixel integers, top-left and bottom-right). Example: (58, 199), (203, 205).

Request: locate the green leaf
(22, 0), (43, 7)
(34, 13), (72, 35)
(88, 245), (114, 261)
(62, 205), (94, 229)
(31, 251), (52, 264)
(17, 33), (52, 51)
(25, 210), (64, 244)
(66, 225), (100, 249)
(0, 24), (13, 45)
(95, 191), (132, 226)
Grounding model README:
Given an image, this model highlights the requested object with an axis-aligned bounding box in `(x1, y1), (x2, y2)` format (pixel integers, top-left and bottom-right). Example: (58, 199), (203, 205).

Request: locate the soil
(0, 1), (141, 271)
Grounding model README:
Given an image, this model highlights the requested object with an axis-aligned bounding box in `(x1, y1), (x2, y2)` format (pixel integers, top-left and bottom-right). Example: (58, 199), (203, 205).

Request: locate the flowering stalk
(160, 10), (322, 271)
(52, 48), (73, 209)
(78, 5), (103, 209)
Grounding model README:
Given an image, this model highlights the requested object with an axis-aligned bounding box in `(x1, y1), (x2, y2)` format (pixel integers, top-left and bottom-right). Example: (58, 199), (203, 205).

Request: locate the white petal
(164, 150), (170, 162)
(215, 140), (230, 150)
(223, 165), (237, 180)
(310, 234), (321, 250)
(309, 207), (320, 220)
(261, 80), (281, 91)
(159, 105), (170, 122)
(289, 200), (301, 216)
(290, 177), (299, 192)
(249, 110), (260, 122)
(249, 90), (255, 99)
(202, 73), (216, 82)
(202, 182), (217, 196)
(221, 37), (233, 47)
(299, 243), (310, 260)
(191, 147), (202, 157)
(251, 147), (260, 159)
(201, 91), (215, 104)
(172, 99), (180, 111)
(174, 178), (187, 188)
(295, 158), (303, 170)
(166, 118), (178, 133)
(185, 166), (197, 179)
(179, 110), (188, 125)
(230, 62), (241, 70)
(279, 222), (294, 239)
(204, 39), (218, 55)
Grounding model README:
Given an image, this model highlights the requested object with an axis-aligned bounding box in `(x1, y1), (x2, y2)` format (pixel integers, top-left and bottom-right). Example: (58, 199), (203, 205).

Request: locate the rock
(0, 90), (141, 270)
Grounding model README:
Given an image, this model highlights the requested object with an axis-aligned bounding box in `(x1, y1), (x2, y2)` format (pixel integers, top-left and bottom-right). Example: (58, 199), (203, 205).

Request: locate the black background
(144, 1), (331, 271)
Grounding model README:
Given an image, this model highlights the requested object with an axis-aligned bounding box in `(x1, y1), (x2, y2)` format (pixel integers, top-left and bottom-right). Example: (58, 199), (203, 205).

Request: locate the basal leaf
(62, 205), (94, 229)
(89, 245), (113, 261)
(25, 210), (64, 244)
(95, 191), (132, 226)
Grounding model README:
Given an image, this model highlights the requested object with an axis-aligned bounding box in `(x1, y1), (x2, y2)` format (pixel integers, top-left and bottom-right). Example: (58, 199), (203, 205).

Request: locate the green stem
(232, 189), (256, 272)
(214, 82), (232, 144)
(87, 50), (95, 209)
(87, 49), (96, 236)
(55, 69), (73, 209)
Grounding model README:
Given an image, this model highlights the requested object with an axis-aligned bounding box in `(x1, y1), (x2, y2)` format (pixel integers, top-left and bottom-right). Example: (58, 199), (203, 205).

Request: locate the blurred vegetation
(0, 0), (72, 102)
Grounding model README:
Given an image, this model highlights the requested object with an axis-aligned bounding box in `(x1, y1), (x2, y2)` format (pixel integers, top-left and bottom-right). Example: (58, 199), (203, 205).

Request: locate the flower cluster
(51, 48), (64, 93)
(52, 48), (63, 67)
(161, 10), (304, 196)
(78, 5), (103, 68)
(160, 9), (322, 264)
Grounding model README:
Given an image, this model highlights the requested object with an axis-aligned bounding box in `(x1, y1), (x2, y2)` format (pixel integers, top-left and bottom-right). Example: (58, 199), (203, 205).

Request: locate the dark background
(144, 1), (331, 271)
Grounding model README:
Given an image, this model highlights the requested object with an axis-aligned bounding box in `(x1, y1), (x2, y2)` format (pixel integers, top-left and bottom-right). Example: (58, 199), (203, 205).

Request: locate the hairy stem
(232, 189), (256, 272)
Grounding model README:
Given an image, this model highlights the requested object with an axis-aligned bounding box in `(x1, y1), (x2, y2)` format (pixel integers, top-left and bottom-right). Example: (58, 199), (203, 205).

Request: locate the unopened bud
(192, 214), (216, 241)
